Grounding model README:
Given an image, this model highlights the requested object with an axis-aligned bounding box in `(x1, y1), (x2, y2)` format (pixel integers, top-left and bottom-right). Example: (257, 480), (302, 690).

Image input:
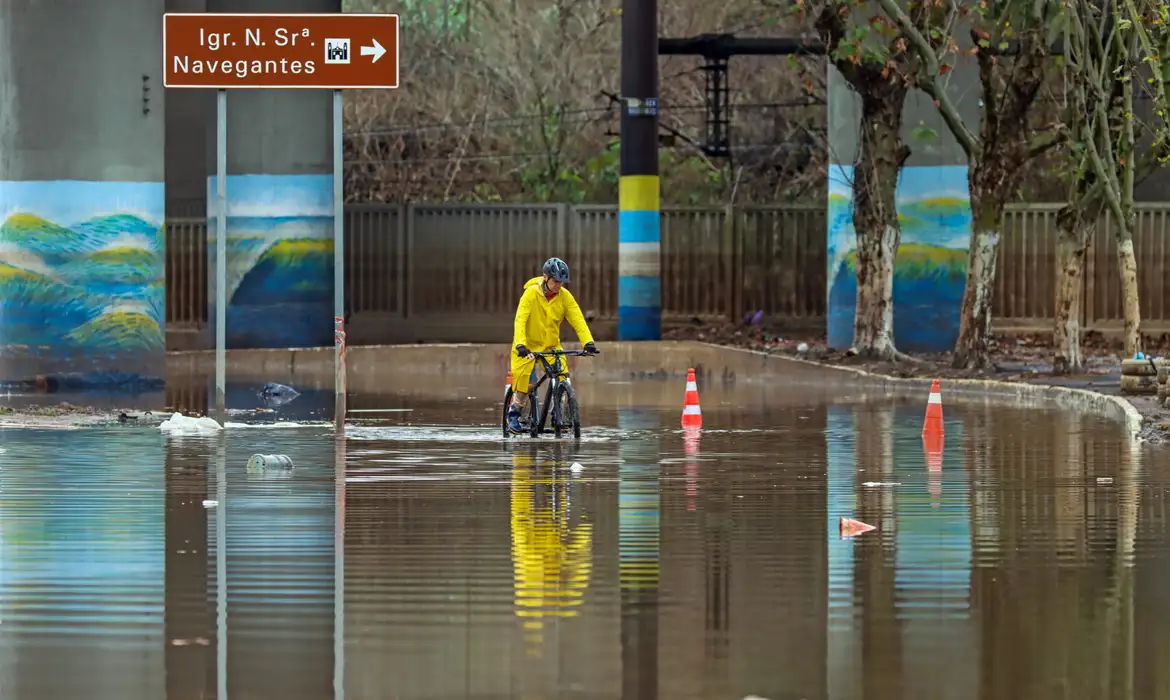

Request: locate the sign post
(164, 12), (399, 429)
(333, 90), (346, 432)
(215, 90), (227, 426)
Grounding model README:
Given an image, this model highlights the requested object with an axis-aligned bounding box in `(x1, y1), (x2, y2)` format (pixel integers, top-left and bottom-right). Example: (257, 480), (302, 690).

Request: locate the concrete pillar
(206, 0), (339, 350)
(826, 65), (981, 352)
(0, 0), (167, 386)
(617, 0), (661, 341)
(166, 0), (211, 217)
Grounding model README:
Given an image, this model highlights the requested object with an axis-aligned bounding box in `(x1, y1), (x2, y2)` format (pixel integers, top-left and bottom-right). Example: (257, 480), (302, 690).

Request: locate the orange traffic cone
(681, 368), (702, 428)
(505, 370), (513, 391)
(840, 517), (876, 538)
(922, 378), (944, 436)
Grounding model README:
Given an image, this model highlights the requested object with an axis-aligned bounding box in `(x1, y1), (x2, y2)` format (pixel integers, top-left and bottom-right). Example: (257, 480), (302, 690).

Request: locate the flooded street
(0, 381), (1166, 699)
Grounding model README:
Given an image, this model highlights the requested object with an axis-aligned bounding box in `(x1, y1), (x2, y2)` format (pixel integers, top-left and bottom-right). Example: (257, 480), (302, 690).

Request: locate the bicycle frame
(527, 349), (592, 435)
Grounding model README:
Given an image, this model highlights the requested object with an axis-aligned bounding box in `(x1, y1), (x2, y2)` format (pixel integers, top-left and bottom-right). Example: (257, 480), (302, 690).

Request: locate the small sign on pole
(164, 11), (397, 429)
(164, 13), (400, 89)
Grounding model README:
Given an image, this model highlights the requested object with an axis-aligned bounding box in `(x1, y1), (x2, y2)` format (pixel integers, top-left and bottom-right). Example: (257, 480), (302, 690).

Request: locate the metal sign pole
(333, 89), (347, 433)
(215, 89), (228, 425)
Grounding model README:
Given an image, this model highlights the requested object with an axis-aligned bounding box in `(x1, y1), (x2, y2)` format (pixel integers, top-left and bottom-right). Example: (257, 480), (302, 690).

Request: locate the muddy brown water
(0, 381), (1166, 700)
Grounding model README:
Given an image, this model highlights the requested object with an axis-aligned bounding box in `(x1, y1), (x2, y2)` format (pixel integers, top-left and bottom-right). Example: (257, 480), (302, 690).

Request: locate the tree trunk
(1116, 229), (1143, 356)
(851, 89), (910, 360)
(1053, 207), (1091, 374)
(952, 195), (1004, 370)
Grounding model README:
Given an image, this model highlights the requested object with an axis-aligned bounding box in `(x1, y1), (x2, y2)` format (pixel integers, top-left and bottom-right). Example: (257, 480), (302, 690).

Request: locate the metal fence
(164, 202), (1170, 348)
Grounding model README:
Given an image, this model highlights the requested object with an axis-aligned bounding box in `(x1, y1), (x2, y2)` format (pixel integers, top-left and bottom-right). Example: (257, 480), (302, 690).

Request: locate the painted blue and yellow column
(617, 0), (661, 340)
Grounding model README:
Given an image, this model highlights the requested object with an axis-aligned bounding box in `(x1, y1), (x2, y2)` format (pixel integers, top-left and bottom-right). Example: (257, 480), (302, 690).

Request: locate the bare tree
(810, 2), (934, 359)
(343, 0), (828, 204)
(877, 0), (1064, 369)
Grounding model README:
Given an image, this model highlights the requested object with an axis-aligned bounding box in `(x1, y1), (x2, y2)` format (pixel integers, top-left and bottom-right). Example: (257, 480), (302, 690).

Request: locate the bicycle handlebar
(530, 349), (597, 358)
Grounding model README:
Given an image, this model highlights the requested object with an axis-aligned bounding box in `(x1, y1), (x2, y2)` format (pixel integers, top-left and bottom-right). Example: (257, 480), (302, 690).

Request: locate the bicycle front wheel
(555, 382), (581, 439)
(502, 387), (514, 438)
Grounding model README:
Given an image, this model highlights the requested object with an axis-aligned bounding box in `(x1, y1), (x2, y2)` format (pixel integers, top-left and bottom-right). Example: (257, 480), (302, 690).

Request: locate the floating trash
(159, 412), (222, 435)
(258, 382), (300, 408)
(246, 454), (294, 472)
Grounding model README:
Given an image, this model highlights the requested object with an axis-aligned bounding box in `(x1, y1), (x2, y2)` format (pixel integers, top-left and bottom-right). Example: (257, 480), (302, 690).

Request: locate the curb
(701, 343), (1145, 442)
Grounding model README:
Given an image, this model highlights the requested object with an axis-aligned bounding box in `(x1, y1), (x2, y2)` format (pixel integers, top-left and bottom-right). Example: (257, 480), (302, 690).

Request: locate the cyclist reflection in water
(507, 257), (599, 435)
(510, 443), (593, 654)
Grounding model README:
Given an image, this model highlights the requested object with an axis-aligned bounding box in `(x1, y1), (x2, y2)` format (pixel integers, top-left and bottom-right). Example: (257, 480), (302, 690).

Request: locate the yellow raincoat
(510, 275), (594, 393)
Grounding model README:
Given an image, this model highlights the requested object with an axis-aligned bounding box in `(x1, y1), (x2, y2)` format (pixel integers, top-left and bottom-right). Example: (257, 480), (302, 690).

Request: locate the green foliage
(347, 0), (470, 38)
(515, 140), (620, 204)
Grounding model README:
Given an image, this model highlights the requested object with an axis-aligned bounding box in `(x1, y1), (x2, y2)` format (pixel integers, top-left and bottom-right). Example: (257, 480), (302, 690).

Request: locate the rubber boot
(507, 404), (524, 434)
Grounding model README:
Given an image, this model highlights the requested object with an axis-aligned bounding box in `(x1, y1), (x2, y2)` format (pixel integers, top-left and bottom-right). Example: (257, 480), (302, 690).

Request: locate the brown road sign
(164, 13), (399, 89)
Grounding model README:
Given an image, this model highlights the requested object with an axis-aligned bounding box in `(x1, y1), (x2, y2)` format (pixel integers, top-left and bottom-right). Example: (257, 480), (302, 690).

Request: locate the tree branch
(1027, 128), (1066, 159)
(870, 0), (978, 157)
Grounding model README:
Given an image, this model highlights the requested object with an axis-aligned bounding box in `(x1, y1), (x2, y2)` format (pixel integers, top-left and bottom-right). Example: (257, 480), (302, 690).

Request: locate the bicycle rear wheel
(554, 382), (581, 439)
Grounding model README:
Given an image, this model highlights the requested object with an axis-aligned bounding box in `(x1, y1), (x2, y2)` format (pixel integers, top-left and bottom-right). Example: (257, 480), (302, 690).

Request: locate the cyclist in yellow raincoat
(507, 257), (598, 434)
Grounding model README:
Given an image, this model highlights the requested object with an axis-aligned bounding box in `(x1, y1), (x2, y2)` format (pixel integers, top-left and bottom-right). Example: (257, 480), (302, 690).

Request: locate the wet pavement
(0, 382), (1166, 700)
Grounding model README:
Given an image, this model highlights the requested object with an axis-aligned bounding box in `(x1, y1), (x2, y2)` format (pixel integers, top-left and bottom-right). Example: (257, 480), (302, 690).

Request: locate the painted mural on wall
(826, 165), (971, 352)
(207, 174), (333, 349)
(0, 180), (165, 368)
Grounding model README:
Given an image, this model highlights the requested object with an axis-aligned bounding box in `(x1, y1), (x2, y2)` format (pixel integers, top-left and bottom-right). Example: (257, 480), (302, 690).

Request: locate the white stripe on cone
(686, 381), (698, 391)
(928, 393), (942, 404)
(683, 404), (701, 415)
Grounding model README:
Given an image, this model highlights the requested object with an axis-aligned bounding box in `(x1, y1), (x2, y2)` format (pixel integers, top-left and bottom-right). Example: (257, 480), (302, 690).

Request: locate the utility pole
(617, 0), (661, 341)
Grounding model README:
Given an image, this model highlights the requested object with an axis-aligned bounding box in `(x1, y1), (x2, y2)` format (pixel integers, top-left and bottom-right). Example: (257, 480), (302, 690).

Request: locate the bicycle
(502, 349), (595, 439)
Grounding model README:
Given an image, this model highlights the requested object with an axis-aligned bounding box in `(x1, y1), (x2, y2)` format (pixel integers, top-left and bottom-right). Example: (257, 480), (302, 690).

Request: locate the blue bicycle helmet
(542, 257), (570, 283)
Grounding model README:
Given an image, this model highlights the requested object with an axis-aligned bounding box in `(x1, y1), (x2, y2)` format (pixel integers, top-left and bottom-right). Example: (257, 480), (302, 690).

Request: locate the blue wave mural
(207, 174), (334, 349)
(826, 165), (971, 352)
(0, 180), (165, 384)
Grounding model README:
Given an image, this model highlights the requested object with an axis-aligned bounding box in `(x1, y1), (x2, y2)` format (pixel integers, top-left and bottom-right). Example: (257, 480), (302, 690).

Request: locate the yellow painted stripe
(619, 175), (659, 212)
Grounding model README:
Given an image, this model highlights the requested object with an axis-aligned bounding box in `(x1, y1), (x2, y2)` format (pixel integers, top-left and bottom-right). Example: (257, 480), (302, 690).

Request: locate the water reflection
(1, 387), (1168, 699)
(510, 442), (595, 651)
(164, 431), (337, 700)
(617, 408), (661, 700)
(0, 428), (165, 699)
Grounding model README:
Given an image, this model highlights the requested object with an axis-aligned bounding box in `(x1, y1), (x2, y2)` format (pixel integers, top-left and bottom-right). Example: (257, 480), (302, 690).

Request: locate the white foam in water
(223, 421), (332, 429)
(158, 412), (222, 435)
(159, 413), (334, 435)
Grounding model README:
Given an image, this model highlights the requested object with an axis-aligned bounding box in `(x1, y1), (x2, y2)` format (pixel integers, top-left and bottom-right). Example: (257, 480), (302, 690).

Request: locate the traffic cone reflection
(683, 427), (700, 511)
(840, 517), (876, 538)
(924, 431), (944, 504)
(922, 379), (945, 436)
(681, 368), (703, 428)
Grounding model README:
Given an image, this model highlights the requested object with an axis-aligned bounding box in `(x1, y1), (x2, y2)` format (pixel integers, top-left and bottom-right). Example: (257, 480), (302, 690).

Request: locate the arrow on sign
(360, 39), (386, 63)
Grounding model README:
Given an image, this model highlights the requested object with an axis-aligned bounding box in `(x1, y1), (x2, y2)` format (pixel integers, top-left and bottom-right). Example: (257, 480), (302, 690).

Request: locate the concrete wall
(0, 0), (167, 387)
(204, 0), (339, 350)
(826, 51), (982, 352)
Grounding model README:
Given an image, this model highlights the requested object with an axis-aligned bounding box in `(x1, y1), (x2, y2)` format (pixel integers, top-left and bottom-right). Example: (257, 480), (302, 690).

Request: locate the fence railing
(164, 202), (1170, 348)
